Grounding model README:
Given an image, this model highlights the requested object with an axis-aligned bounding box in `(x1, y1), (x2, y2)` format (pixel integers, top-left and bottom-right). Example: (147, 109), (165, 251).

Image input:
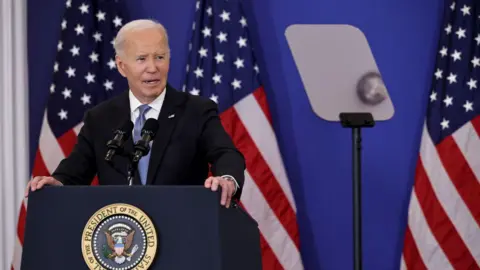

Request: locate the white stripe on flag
(407, 190), (452, 270)
(241, 170), (303, 270)
(39, 111), (65, 173)
(420, 124), (480, 264)
(452, 121), (480, 182)
(235, 94), (297, 211)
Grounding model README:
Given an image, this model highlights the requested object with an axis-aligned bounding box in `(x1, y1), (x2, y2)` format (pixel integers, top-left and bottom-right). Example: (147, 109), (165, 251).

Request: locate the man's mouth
(143, 79), (160, 85)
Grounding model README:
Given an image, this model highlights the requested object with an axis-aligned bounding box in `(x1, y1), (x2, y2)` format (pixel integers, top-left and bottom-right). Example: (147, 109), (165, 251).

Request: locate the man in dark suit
(26, 19), (245, 208)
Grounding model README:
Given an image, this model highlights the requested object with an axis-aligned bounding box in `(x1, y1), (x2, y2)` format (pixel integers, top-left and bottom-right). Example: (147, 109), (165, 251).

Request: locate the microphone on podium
(132, 118), (159, 163)
(105, 120), (134, 162)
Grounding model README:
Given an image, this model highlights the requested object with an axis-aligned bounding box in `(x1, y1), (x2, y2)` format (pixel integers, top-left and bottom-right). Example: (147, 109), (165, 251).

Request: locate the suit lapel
(146, 85), (185, 185)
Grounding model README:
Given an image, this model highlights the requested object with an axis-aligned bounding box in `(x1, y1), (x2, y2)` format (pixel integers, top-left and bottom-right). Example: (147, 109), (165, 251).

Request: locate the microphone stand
(339, 112), (374, 270)
(126, 154), (139, 186)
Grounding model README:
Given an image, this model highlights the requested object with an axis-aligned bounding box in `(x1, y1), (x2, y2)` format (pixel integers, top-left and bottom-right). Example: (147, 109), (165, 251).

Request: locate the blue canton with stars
(427, 0), (480, 144)
(47, 0), (130, 138)
(183, 0), (261, 113)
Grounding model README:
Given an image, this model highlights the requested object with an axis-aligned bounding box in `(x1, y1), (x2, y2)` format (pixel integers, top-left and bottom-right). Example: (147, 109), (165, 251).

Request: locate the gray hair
(113, 19), (170, 57)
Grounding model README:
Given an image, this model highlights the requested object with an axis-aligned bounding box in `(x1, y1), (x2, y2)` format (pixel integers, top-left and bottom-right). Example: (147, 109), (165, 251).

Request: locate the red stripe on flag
(57, 129), (78, 157)
(253, 87), (273, 124)
(31, 149), (50, 177)
(402, 226), (427, 270)
(16, 204), (27, 245)
(415, 158), (477, 268)
(436, 137), (480, 227)
(472, 115), (480, 136)
(219, 107), (300, 248)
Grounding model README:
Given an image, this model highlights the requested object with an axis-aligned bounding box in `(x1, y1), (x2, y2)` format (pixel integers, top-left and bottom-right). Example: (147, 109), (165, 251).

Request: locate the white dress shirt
(128, 88), (239, 194)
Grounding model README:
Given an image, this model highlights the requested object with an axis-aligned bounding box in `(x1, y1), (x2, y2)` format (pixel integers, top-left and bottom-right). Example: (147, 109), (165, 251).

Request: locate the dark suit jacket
(52, 84), (246, 199)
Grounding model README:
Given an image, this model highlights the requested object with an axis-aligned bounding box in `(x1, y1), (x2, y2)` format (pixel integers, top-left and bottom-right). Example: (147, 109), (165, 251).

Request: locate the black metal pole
(353, 127), (362, 270)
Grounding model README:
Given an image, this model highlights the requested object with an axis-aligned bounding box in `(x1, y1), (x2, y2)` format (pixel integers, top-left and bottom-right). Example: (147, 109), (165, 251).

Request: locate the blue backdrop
(27, 0), (445, 269)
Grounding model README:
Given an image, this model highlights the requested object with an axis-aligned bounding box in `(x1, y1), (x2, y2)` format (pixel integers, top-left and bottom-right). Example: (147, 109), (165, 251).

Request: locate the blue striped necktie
(133, 104), (152, 185)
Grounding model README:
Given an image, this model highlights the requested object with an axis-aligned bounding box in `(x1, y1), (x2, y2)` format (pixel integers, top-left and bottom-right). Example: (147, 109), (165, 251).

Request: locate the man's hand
(25, 176), (63, 197)
(204, 176), (236, 208)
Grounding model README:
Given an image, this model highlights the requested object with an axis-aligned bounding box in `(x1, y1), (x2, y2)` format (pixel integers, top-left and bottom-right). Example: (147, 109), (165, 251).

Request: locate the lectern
(20, 186), (262, 270)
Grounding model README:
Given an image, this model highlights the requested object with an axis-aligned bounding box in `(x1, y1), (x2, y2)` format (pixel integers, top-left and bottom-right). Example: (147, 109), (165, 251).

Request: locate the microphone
(132, 118), (159, 163)
(104, 120), (134, 162)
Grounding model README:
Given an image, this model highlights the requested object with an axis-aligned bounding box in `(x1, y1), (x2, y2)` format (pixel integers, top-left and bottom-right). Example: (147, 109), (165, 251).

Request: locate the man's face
(115, 27), (170, 103)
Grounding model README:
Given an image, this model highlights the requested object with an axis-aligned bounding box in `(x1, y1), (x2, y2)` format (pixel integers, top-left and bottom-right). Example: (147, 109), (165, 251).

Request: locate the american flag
(10, 0), (130, 269)
(401, 0), (480, 269)
(183, 0), (303, 269)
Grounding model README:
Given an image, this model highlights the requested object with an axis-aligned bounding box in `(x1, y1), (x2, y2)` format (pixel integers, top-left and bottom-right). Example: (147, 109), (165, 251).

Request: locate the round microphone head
(141, 118), (159, 138)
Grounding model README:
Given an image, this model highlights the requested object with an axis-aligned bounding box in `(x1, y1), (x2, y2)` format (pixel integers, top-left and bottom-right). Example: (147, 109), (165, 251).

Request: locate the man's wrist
(221, 175), (239, 195)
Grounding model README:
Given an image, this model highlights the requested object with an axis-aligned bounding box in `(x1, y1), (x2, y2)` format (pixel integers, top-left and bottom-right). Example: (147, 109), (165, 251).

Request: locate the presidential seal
(81, 203), (157, 270)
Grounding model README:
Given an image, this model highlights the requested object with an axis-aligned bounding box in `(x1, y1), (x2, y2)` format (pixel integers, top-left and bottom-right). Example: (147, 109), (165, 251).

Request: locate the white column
(0, 0), (29, 268)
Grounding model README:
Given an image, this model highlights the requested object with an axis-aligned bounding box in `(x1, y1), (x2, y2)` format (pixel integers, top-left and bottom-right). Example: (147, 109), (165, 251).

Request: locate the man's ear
(115, 55), (127, 78)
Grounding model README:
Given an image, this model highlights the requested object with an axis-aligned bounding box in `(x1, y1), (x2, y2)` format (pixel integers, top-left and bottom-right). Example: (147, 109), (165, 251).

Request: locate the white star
(439, 46), (448, 57)
(451, 50), (461, 61)
(79, 3), (89, 14)
(456, 27), (466, 39)
(447, 72), (457, 84)
(107, 59), (116, 69)
(190, 87), (200, 95)
(461, 5), (470, 16)
(471, 56), (480, 67)
(440, 118), (449, 130)
(57, 41), (63, 51)
(80, 93), (91, 105)
(443, 95), (453, 107)
(430, 91), (437, 102)
(231, 79), (241, 89)
(464, 101), (474, 112)
(93, 32), (102, 42)
(217, 32), (227, 43)
(85, 72), (95, 84)
(434, 68), (442, 79)
(445, 24), (452, 35)
(194, 67), (204, 78)
(70, 45), (80, 57)
(239, 17), (247, 27)
(89, 51), (99, 63)
(50, 84), (55, 93)
(96, 11), (106, 21)
(476, 34), (480, 45)
(192, 22), (195, 30)
(186, 64), (189, 72)
(215, 53), (225, 64)
(210, 94), (218, 103)
(467, 78), (477, 90)
(206, 6), (212, 16)
(237, 37), (247, 48)
(254, 64), (259, 73)
(62, 88), (72, 99)
(234, 58), (244, 69)
(103, 80), (113, 91)
(65, 66), (76, 77)
(202, 27), (212, 38)
(66, 0), (71, 8)
(61, 19), (67, 30)
(58, 109), (68, 120)
(219, 10), (231, 22)
(54, 62), (59, 72)
(182, 85), (186, 91)
(212, 73), (222, 84)
(450, 2), (455, 10)
(198, 47), (208, 58)
(113, 16), (122, 27)
(196, 1), (200, 10)
(74, 24), (84, 35)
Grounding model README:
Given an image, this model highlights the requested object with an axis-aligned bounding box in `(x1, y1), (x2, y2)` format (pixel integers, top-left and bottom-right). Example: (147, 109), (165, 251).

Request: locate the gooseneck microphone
(104, 120), (134, 162)
(132, 118), (159, 163)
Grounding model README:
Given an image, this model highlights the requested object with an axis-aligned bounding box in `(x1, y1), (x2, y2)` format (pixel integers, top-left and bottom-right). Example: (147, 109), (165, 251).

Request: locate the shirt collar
(129, 87), (166, 113)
